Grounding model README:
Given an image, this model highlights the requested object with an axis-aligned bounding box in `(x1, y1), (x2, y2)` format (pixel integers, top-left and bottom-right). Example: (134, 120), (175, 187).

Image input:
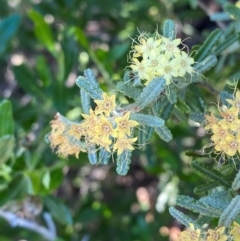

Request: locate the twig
(0, 210), (57, 241)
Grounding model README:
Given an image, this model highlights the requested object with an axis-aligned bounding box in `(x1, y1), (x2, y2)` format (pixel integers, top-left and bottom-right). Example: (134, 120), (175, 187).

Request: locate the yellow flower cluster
(177, 222), (240, 241)
(129, 32), (195, 85)
(49, 93), (139, 158)
(204, 90), (240, 158)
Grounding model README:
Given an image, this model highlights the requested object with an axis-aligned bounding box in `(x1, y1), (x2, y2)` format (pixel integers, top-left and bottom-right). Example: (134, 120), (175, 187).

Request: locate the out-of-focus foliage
(1, 0), (240, 240)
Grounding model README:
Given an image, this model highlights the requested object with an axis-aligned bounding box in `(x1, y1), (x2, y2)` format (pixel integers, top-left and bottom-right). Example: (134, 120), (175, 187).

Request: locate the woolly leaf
(224, 4), (240, 20)
(214, 33), (240, 55)
(175, 99), (190, 114)
(130, 113), (165, 128)
(116, 81), (142, 100)
(84, 68), (99, 86)
(196, 215), (213, 227)
(194, 55), (218, 74)
(99, 148), (111, 165)
(166, 84), (177, 104)
(0, 135), (15, 164)
(116, 150), (132, 176)
(194, 181), (220, 195)
(176, 195), (221, 217)
(199, 191), (231, 211)
(135, 77), (166, 110)
(218, 195), (240, 227)
(163, 19), (176, 39)
(219, 90), (233, 108)
(232, 170), (240, 191)
(194, 29), (221, 62)
(189, 112), (205, 123)
(0, 100), (14, 137)
(154, 125), (172, 142)
(160, 103), (174, 121)
(191, 161), (231, 187)
(76, 76), (103, 100)
(169, 207), (200, 228)
(88, 152), (98, 165)
(80, 88), (91, 114)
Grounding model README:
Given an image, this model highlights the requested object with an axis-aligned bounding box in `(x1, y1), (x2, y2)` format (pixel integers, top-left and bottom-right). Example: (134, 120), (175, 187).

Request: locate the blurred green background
(0, 0), (233, 240)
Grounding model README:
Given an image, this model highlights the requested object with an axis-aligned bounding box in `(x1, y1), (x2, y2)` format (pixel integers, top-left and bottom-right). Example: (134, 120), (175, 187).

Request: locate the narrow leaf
(169, 207), (200, 228)
(163, 19), (176, 39)
(154, 125), (172, 142)
(116, 81), (142, 100)
(0, 100), (14, 137)
(130, 113), (165, 128)
(80, 88), (91, 114)
(135, 77), (166, 110)
(0, 135), (15, 164)
(175, 99), (190, 114)
(219, 90), (233, 108)
(194, 181), (220, 195)
(232, 170), (240, 191)
(218, 195), (240, 227)
(88, 152), (98, 165)
(166, 84), (178, 104)
(189, 112), (205, 123)
(194, 55), (218, 74)
(99, 148), (111, 165)
(191, 161), (231, 187)
(76, 76), (102, 100)
(116, 150), (132, 176)
(194, 29), (221, 62)
(84, 68), (99, 86)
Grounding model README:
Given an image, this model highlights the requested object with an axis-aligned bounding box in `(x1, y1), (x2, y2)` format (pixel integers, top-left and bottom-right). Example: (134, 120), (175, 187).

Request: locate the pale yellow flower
(161, 37), (181, 56)
(94, 93), (116, 117)
(206, 227), (228, 241)
(227, 90), (240, 110)
(113, 136), (137, 155)
(177, 223), (201, 241)
(230, 221), (240, 241)
(130, 58), (153, 81)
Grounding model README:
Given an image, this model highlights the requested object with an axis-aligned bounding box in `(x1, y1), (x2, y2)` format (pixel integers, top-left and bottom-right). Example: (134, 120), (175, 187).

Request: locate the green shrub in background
(1, 0), (240, 240)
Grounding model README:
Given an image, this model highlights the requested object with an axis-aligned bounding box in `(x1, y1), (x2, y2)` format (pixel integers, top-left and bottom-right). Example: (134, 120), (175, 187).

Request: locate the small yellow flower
(94, 93), (116, 117)
(204, 113), (219, 131)
(130, 58), (153, 81)
(222, 134), (240, 156)
(206, 227), (228, 241)
(210, 124), (228, 143)
(177, 223), (201, 241)
(230, 221), (240, 241)
(161, 37), (181, 55)
(113, 112), (139, 137)
(219, 106), (240, 130)
(94, 115), (114, 141)
(113, 136), (137, 155)
(67, 123), (85, 140)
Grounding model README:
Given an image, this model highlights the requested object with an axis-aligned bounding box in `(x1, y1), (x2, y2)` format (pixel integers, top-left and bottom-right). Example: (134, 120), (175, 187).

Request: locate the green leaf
(116, 150), (132, 176)
(163, 19), (176, 39)
(218, 195), (240, 227)
(194, 55), (218, 74)
(0, 14), (21, 55)
(175, 99), (190, 114)
(35, 56), (52, 87)
(99, 148), (111, 165)
(70, 26), (90, 49)
(88, 152), (98, 165)
(224, 4), (240, 20)
(0, 100), (14, 137)
(166, 84), (178, 104)
(130, 113), (165, 128)
(76, 76), (103, 100)
(0, 135), (15, 164)
(28, 10), (54, 52)
(214, 33), (240, 55)
(80, 88), (91, 114)
(84, 69), (99, 86)
(219, 90), (233, 108)
(12, 64), (45, 99)
(232, 170), (240, 191)
(154, 125), (172, 142)
(176, 195), (221, 217)
(194, 29), (221, 62)
(194, 181), (220, 195)
(169, 207), (200, 228)
(135, 77), (166, 110)
(189, 112), (205, 123)
(116, 81), (142, 100)
(191, 161), (231, 187)
(43, 196), (73, 225)
(199, 191), (231, 211)
(42, 171), (51, 189)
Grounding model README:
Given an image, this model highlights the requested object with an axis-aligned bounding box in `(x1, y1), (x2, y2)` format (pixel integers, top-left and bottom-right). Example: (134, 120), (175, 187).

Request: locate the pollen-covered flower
(206, 227), (228, 241)
(113, 136), (137, 155)
(94, 93), (116, 116)
(113, 112), (139, 137)
(230, 221), (240, 240)
(177, 223), (201, 241)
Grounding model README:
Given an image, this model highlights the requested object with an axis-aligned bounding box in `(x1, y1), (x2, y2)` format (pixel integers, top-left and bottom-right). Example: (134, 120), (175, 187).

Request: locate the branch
(0, 210), (57, 241)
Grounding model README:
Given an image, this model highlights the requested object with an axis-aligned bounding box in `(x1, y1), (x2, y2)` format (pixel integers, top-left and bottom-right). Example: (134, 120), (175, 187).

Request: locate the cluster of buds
(49, 92), (139, 159)
(177, 223), (240, 241)
(204, 89), (240, 158)
(129, 32), (195, 85)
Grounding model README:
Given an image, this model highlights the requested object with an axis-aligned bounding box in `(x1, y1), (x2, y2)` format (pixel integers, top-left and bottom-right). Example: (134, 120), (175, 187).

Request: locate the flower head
(113, 136), (137, 155)
(206, 227), (228, 241)
(94, 93), (116, 116)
